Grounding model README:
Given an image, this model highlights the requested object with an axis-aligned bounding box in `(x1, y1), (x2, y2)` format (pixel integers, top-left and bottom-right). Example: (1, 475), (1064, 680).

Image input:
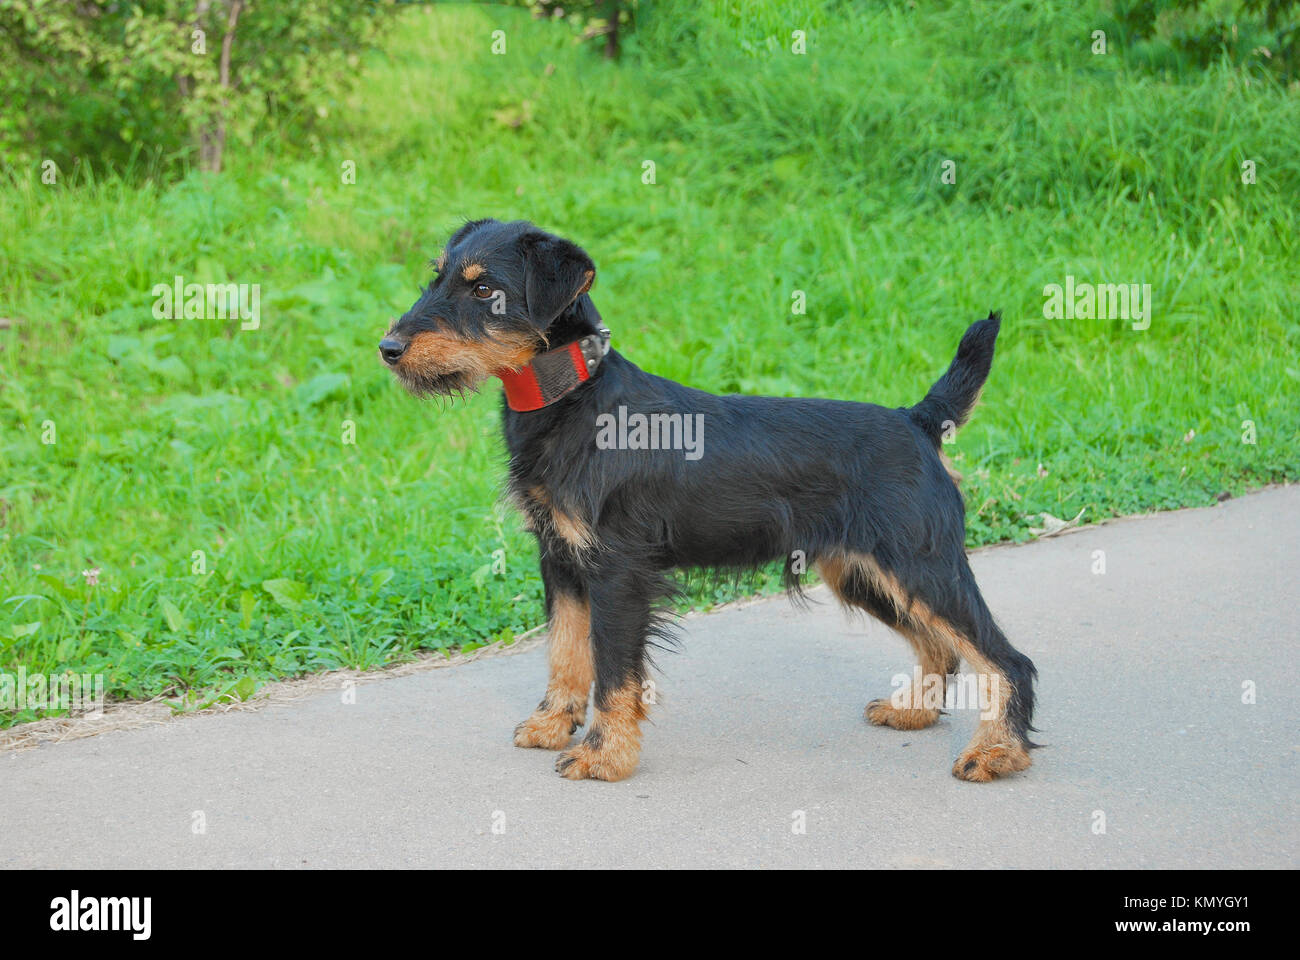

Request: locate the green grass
(2, 1), (1297, 724)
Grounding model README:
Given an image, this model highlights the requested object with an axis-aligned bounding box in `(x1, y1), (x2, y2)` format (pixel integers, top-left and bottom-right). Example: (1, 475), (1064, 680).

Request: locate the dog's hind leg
(898, 553), (1037, 781)
(514, 556), (593, 750)
(938, 566), (1037, 781)
(555, 565), (653, 781)
(816, 553), (957, 731)
(819, 550), (1036, 781)
(864, 620), (959, 731)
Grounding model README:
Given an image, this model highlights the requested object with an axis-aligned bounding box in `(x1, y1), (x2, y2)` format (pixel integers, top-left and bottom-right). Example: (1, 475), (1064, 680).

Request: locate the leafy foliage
(1, 1), (1297, 722)
(0, 0), (395, 173)
(1106, 0), (1300, 80)
(497, 0), (639, 57)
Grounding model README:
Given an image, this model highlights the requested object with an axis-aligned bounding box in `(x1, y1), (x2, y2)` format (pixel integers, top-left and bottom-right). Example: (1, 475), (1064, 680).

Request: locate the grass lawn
(1, 1), (1297, 723)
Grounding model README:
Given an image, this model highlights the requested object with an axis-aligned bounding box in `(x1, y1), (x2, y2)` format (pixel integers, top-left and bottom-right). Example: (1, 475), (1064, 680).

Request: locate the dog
(379, 218), (1038, 783)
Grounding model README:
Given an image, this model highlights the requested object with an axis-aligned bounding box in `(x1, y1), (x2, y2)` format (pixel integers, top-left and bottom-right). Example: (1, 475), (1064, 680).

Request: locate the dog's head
(379, 219), (596, 397)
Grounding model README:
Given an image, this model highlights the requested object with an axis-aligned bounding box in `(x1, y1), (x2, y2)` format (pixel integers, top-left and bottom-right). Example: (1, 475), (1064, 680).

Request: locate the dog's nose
(378, 337), (408, 365)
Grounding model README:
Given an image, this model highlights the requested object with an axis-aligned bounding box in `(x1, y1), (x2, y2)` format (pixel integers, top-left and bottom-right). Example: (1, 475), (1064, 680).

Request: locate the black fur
(382, 219), (1038, 775)
(908, 314), (1001, 443)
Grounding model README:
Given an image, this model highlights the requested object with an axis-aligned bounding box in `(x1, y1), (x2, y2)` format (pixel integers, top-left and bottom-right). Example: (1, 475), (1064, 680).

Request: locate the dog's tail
(907, 312), (1001, 445)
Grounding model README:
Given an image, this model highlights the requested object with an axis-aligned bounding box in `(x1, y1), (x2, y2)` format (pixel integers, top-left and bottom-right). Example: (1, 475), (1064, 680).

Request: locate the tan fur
(940, 451), (963, 486)
(434, 252), (447, 272)
(819, 554), (944, 730)
(556, 677), (647, 781)
(397, 329), (535, 384)
(949, 636), (1030, 781)
(461, 263), (484, 281)
(817, 552), (911, 627)
(550, 509), (596, 552)
(514, 593), (593, 750)
(864, 626), (947, 731)
(524, 485), (597, 553)
(817, 550), (1029, 781)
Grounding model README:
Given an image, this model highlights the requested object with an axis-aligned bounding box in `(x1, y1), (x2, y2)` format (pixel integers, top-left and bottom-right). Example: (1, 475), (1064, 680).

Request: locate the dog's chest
(506, 480), (550, 533)
(505, 477), (598, 553)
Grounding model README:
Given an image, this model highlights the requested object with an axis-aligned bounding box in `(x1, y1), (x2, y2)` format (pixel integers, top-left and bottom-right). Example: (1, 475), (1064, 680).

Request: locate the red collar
(494, 330), (610, 412)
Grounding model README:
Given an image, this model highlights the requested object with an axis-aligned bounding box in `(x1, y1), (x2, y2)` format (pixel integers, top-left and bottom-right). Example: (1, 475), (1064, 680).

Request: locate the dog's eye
(472, 283), (493, 299)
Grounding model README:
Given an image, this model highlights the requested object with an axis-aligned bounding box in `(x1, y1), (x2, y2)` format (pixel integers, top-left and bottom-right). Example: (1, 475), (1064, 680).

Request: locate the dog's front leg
(514, 556), (592, 750)
(555, 565), (652, 782)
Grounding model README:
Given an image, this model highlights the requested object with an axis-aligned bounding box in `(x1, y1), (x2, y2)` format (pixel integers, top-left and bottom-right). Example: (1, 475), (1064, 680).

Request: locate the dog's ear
(522, 232), (595, 330)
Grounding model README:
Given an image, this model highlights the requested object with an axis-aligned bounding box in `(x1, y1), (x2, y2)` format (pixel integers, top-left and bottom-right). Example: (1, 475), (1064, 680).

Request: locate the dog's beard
(392, 367), (484, 401)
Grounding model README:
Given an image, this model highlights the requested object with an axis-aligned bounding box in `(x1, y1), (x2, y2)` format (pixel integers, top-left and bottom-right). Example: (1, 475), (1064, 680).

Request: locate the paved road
(3, 487), (1296, 868)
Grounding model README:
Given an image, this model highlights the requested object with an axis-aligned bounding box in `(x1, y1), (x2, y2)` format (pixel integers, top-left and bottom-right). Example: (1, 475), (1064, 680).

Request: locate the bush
(502, 0), (639, 58)
(1107, 0), (1300, 81)
(0, 0), (395, 174)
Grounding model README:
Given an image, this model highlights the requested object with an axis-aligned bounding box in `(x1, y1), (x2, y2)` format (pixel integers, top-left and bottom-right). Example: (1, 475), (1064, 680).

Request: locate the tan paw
(554, 739), (639, 782)
(865, 698), (941, 730)
(952, 741), (1032, 782)
(513, 709), (579, 750)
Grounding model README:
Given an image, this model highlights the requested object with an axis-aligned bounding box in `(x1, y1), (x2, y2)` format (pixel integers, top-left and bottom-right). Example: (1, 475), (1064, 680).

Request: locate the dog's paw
(555, 740), (639, 782)
(951, 741), (1032, 782)
(513, 710), (578, 750)
(865, 699), (941, 730)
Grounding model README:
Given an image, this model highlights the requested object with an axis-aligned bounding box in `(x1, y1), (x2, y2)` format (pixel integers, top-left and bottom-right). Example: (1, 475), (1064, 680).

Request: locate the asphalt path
(2, 487), (1295, 868)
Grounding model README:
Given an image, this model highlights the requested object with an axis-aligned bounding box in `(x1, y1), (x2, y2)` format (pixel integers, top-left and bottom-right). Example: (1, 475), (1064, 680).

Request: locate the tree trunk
(604, 1), (621, 60)
(195, 0), (242, 173)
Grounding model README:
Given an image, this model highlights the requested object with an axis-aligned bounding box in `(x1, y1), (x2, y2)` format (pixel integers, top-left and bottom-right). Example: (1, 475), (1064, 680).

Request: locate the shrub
(1107, 0), (1300, 81)
(0, 0), (395, 174)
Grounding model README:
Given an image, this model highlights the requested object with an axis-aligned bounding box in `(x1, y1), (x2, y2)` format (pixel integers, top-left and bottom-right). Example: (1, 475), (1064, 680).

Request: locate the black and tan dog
(379, 218), (1037, 783)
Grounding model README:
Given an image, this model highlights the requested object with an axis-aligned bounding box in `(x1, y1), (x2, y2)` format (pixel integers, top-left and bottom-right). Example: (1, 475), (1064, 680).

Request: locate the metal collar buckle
(576, 326), (612, 372)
